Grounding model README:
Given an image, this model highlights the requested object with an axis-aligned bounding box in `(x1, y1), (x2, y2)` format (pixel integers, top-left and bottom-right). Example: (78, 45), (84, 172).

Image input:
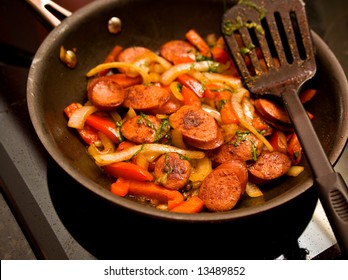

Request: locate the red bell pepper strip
(99, 45), (123, 76)
(111, 179), (129, 197)
(110, 178), (184, 210)
(177, 74), (205, 98)
(85, 115), (121, 143)
(300, 88), (317, 104)
(215, 90), (239, 124)
(170, 196), (204, 213)
(172, 54), (196, 65)
(104, 162), (154, 182)
(211, 47), (230, 64)
(181, 85), (201, 107)
(269, 130), (288, 154)
(287, 132), (302, 165)
(211, 36), (230, 64)
(185, 29), (211, 58)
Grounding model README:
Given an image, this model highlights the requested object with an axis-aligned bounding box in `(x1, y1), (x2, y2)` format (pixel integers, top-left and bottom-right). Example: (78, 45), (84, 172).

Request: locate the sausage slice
(120, 114), (163, 144)
(184, 127), (224, 150)
(159, 40), (195, 63)
(254, 98), (293, 132)
(199, 168), (243, 212)
(169, 105), (218, 144)
(123, 84), (171, 111)
(216, 159), (248, 192)
(118, 46), (151, 63)
(248, 151), (292, 184)
(87, 76), (125, 110)
(154, 152), (192, 190)
(207, 132), (263, 164)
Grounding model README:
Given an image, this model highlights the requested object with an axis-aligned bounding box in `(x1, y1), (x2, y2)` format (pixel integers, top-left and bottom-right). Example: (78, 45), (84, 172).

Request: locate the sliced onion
(160, 62), (193, 85)
(86, 62), (150, 84)
(133, 51), (172, 71)
(201, 104), (221, 122)
(171, 129), (187, 149)
(242, 96), (255, 125)
(161, 61), (229, 85)
(245, 182), (263, 197)
(203, 72), (243, 89)
(239, 118), (273, 152)
(93, 144), (205, 166)
(286, 166), (304, 177)
(189, 157), (212, 182)
(133, 153), (150, 170)
(230, 88), (274, 152)
(87, 131), (115, 156)
(67, 105), (98, 129)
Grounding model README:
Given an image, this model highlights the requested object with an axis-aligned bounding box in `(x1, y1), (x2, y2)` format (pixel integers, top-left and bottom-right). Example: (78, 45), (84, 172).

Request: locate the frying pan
(26, 0), (348, 224)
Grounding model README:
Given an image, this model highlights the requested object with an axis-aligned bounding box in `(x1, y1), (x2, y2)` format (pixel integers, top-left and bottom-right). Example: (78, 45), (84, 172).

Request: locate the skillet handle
(282, 88), (348, 258)
(24, 0), (72, 27)
(315, 172), (348, 258)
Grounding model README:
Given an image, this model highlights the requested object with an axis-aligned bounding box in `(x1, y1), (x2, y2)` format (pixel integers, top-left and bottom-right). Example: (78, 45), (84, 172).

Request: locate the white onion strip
(161, 61), (229, 85)
(67, 105), (98, 129)
(93, 144), (205, 166)
(86, 62), (151, 84)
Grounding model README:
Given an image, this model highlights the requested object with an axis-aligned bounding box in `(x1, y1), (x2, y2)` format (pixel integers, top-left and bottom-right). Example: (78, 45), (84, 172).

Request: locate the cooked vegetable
(60, 45), (77, 68)
(111, 177), (184, 210)
(108, 17), (122, 34)
(67, 105), (98, 129)
(104, 161), (154, 181)
(93, 144), (205, 166)
(86, 62), (151, 84)
(170, 196), (204, 213)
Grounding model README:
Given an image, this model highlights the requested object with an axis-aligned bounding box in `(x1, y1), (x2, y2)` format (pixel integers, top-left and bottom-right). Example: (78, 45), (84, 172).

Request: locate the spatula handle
(282, 89), (348, 257)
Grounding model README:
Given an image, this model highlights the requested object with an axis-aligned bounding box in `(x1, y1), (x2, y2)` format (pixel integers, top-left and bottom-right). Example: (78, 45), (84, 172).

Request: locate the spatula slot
(274, 12), (294, 65)
(260, 17), (280, 69)
(289, 11), (307, 61)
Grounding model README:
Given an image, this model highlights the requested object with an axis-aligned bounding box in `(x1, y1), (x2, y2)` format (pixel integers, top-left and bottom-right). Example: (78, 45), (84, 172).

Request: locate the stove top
(1, 0), (347, 260)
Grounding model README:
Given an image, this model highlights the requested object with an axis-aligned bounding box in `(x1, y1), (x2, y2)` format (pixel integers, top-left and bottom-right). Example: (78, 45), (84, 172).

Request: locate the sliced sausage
(118, 46), (151, 63)
(216, 159), (248, 192)
(199, 168), (243, 212)
(184, 127), (224, 150)
(169, 105), (218, 144)
(146, 93), (182, 115)
(154, 152), (192, 190)
(159, 40), (195, 63)
(106, 73), (143, 88)
(120, 114), (162, 144)
(207, 132), (263, 164)
(248, 151), (292, 184)
(87, 76), (125, 110)
(156, 96), (182, 114)
(123, 84), (171, 111)
(254, 98), (293, 132)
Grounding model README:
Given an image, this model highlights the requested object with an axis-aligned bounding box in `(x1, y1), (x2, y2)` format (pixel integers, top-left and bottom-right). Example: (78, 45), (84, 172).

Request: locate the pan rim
(26, 0), (348, 223)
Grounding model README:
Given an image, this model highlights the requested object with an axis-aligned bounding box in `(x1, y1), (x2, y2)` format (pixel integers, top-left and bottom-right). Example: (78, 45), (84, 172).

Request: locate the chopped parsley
(115, 121), (124, 143)
(155, 118), (171, 142)
(240, 43), (256, 55)
(232, 130), (250, 146)
(250, 139), (258, 161)
(137, 112), (155, 129)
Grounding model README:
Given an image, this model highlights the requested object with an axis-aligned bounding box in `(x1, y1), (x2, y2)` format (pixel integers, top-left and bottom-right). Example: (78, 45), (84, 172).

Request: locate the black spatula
(222, 0), (348, 256)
